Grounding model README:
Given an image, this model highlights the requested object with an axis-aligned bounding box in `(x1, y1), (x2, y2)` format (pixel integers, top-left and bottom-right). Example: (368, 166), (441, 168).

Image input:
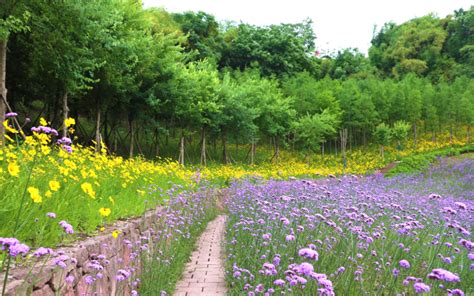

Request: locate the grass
(138, 186), (220, 295)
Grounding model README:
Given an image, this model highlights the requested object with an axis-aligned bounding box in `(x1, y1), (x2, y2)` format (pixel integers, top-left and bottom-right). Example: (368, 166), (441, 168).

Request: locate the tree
(443, 7), (474, 78)
(369, 15), (450, 80)
(220, 19), (318, 77)
(282, 72), (341, 117)
(292, 110), (339, 161)
(0, 2), (29, 143)
(174, 60), (221, 165)
(373, 123), (391, 159)
(172, 11), (224, 62)
(216, 71), (259, 164)
(391, 120), (410, 150)
(330, 48), (373, 79)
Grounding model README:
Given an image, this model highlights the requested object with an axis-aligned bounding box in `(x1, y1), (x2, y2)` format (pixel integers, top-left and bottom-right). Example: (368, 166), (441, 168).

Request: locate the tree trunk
(61, 91), (69, 138)
(450, 124), (454, 144)
(129, 119), (134, 158)
(321, 142), (325, 157)
(270, 136), (280, 162)
(200, 128), (207, 166)
(179, 134), (185, 166)
(95, 100), (101, 153)
(154, 128), (160, 157)
(250, 141), (256, 165)
(275, 136), (280, 162)
(413, 123), (417, 149)
(114, 130), (118, 153)
(222, 130), (229, 164)
(0, 40), (7, 144)
(334, 138), (338, 156)
(467, 125), (471, 144)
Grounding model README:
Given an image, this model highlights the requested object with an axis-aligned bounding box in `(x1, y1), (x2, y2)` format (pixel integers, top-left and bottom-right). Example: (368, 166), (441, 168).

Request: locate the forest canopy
(0, 1), (473, 164)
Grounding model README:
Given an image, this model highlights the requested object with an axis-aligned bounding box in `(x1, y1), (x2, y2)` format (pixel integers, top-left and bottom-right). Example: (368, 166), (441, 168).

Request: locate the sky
(142, 0), (472, 54)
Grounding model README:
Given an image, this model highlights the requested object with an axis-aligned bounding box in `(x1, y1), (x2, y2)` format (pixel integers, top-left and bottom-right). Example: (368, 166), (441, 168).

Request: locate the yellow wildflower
(99, 207), (111, 217)
(112, 230), (121, 239)
(8, 162), (20, 177)
(27, 187), (42, 203)
(64, 117), (76, 128)
(49, 180), (60, 192)
(45, 190), (52, 198)
(81, 182), (96, 198)
(39, 117), (48, 126)
(3, 120), (18, 134)
(99, 227), (105, 232)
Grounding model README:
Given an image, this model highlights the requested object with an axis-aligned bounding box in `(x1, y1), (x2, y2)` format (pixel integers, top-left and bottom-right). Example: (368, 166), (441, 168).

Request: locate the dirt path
(174, 215), (227, 296)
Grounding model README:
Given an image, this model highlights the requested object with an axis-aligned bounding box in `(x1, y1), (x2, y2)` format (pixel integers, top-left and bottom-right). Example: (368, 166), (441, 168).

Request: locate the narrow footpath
(174, 215), (227, 296)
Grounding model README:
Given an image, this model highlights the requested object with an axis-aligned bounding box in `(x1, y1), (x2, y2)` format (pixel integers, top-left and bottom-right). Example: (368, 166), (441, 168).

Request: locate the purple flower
(5, 112), (18, 118)
(413, 282), (430, 294)
(298, 248), (319, 260)
(0, 237), (20, 249)
(84, 275), (94, 285)
(294, 262), (314, 276)
(46, 212), (56, 219)
(273, 279), (285, 287)
(392, 268), (400, 277)
(65, 275), (75, 284)
(399, 259), (410, 269)
(448, 289), (465, 296)
(285, 234), (295, 241)
(468, 253), (474, 260)
(8, 243), (30, 257)
(427, 268), (460, 282)
(33, 247), (53, 258)
(59, 220), (74, 234)
(57, 137), (72, 145)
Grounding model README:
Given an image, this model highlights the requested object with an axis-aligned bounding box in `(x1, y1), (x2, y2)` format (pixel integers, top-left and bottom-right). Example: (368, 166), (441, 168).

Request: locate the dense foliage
(1, 1), (473, 165)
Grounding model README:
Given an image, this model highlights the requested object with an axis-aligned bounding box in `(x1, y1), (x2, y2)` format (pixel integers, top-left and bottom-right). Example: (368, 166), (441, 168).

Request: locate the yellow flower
(81, 182), (96, 198)
(64, 117), (76, 128)
(112, 230), (121, 239)
(99, 227), (105, 232)
(3, 120), (18, 134)
(39, 117), (48, 126)
(99, 207), (111, 217)
(27, 187), (42, 203)
(108, 196), (115, 205)
(49, 180), (60, 191)
(68, 127), (75, 134)
(8, 162), (20, 177)
(45, 190), (52, 198)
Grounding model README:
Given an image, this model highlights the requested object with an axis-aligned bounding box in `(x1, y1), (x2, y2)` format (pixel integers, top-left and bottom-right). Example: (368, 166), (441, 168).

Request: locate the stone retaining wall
(1, 206), (163, 296)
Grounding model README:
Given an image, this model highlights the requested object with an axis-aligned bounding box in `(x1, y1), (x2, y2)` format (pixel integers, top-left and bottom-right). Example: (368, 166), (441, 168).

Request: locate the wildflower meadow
(1, 1), (474, 295)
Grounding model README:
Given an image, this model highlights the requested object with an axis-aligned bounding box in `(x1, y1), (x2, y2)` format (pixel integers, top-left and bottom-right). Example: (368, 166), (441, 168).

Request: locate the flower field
(0, 115), (472, 295)
(1, 115), (469, 249)
(224, 158), (473, 295)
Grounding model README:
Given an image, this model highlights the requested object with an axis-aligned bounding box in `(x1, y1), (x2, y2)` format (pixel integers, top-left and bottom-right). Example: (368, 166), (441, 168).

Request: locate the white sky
(142, 0), (472, 54)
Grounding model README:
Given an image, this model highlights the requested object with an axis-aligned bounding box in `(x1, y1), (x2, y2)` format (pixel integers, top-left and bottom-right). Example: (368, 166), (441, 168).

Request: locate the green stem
(2, 153), (38, 296)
